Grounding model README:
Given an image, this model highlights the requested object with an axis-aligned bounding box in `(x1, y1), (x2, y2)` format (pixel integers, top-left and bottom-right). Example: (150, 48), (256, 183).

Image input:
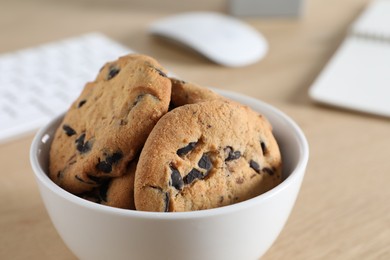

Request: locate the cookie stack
(49, 54), (282, 212)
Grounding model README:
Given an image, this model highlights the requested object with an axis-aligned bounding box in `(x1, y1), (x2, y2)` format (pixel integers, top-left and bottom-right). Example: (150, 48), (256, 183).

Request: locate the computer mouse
(149, 12), (268, 67)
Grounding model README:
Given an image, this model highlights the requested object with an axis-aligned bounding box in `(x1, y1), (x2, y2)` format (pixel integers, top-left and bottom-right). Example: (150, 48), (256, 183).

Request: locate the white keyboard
(0, 33), (132, 143)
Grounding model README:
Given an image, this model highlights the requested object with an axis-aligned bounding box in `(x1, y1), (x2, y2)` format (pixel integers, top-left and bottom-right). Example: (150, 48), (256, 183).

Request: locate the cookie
(170, 78), (222, 107)
(49, 54), (171, 194)
(134, 100), (282, 212)
(80, 160), (136, 209)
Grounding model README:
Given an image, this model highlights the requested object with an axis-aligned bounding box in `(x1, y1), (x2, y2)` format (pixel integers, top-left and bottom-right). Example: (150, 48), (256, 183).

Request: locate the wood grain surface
(1, 0), (389, 259)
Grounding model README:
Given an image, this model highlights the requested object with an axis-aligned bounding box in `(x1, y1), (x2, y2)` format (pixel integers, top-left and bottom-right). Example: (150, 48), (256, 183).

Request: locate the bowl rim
(30, 89), (309, 220)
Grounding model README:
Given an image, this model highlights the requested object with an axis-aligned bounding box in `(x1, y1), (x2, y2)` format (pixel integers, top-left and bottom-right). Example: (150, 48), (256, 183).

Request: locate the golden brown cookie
(134, 100), (282, 212)
(49, 54), (171, 194)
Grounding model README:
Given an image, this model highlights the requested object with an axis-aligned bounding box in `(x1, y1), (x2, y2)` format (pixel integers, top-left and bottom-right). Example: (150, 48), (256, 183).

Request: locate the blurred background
(0, 0), (371, 105)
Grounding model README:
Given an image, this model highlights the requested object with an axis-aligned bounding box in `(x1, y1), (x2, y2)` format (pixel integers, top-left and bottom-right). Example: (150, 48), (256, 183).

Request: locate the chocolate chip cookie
(49, 54), (171, 194)
(134, 100), (282, 212)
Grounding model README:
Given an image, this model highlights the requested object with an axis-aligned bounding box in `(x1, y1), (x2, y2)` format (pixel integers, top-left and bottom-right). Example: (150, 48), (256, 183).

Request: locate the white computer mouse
(149, 12), (268, 67)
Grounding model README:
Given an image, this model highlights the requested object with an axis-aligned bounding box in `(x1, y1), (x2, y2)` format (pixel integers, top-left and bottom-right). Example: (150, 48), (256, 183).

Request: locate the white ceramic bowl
(30, 89), (309, 260)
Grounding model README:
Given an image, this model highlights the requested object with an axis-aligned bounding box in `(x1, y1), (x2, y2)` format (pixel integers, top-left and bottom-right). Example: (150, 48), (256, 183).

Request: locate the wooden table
(1, 0), (389, 259)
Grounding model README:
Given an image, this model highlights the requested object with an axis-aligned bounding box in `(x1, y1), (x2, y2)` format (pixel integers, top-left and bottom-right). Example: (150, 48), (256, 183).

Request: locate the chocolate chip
(249, 160), (260, 173)
(198, 154), (212, 170)
(107, 66), (120, 80)
(170, 165), (184, 190)
(78, 100), (87, 108)
(164, 192), (170, 212)
(261, 141), (267, 155)
(75, 133), (92, 153)
(183, 168), (203, 184)
(155, 67), (167, 77)
(63, 124), (76, 136)
(224, 146), (241, 161)
(262, 167), (274, 176)
(82, 140), (92, 153)
(177, 142), (197, 156)
(106, 152), (123, 164)
(96, 161), (112, 173)
(75, 133), (86, 151)
(96, 152), (122, 173)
